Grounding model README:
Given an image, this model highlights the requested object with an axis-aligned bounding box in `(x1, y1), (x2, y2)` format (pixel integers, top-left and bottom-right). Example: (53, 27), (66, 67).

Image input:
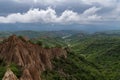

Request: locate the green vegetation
(41, 51), (105, 80)
(40, 33), (120, 80)
(69, 35), (120, 80)
(0, 60), (22, 79)
(10, 63), (22, 78)
(0, 58), (6, 80)
(0, 30), (120, 80)
(0, 66), (6, 80)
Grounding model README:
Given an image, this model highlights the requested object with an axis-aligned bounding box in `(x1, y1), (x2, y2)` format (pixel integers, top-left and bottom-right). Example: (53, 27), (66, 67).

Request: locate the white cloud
(0, 8), (57, 23)
(12, 0), (119, 6)
(12, 0), (65, 4)
(0, 7), (103, 24)
(0, 0), (118, 24)
(0, 7), (101, 24)
(83, 7), (101, 16)
(87, 15), (102, 20)
(81, 0), (117, 6)
(97, 4), (120, 21)
(79, 7), (102, 23)
(57, 10), (80, 23)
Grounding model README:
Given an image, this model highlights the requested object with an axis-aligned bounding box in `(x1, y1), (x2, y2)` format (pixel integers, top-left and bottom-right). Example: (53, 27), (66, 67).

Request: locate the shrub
(10, 63), (22, 78)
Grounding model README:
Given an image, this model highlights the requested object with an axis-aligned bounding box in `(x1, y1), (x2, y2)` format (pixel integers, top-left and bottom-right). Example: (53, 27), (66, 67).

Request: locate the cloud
(0, 0), (119, 25)
(0, 7), (102, 24)
(57, 10), (80, 23)
(12, 0), (65, 4)
(83, 7), (101, 16)
(0, 8), (57, 23)
(81, 0), (117, 7)
(11, 0), (119, 6)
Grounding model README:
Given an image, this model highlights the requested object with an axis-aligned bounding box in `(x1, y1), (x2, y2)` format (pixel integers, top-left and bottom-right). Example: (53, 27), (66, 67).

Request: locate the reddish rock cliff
(0, 35), (67, 80)
(2, 68), (18, 80)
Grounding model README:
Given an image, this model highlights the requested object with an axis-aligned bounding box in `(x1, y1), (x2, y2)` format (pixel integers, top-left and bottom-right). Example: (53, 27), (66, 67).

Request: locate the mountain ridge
(0, 35), (67, 80)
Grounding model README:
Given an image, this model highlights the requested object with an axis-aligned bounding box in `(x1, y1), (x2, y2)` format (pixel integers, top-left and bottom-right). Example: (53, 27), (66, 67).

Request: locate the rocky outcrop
(0, 35), (67, 80)
(2, 68), (18, 80)
(20, 68), (33, 80)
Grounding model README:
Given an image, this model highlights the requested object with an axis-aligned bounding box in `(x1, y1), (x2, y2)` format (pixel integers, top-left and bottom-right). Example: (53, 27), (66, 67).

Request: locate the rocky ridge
(0, 35), (67, 80)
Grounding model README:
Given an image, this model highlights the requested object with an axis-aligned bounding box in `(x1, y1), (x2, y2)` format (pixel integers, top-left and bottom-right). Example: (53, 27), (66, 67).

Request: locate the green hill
(41, 51), (105, 80)
(70, 35), (120, 80)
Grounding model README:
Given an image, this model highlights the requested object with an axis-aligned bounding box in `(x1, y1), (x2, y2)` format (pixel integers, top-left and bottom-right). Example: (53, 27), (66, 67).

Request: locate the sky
(0, 0), (120, 31)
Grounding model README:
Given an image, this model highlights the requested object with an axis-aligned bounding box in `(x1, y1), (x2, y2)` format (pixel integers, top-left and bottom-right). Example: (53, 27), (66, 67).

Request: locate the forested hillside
(0, 30), (120, 80)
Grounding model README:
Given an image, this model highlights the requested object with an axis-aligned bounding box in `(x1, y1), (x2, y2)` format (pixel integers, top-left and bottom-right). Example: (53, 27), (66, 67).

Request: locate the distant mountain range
(0, 23), (120, 33)
(0, 30), (85, 38)
(1, 30), (120, 39)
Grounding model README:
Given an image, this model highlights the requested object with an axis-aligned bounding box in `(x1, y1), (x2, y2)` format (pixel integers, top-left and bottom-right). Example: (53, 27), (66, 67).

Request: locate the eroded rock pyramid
(0, 35), (67, 80)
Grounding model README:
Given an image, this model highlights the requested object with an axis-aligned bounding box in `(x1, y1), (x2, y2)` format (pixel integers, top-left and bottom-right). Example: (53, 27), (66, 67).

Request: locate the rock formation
(0, 35), (67, 80)
(2, 68), (18, 80)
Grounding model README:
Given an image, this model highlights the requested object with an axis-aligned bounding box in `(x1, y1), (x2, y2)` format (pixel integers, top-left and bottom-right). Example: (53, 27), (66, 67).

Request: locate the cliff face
(0, 35), (67, 80)
(2, 68), (18, 80)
